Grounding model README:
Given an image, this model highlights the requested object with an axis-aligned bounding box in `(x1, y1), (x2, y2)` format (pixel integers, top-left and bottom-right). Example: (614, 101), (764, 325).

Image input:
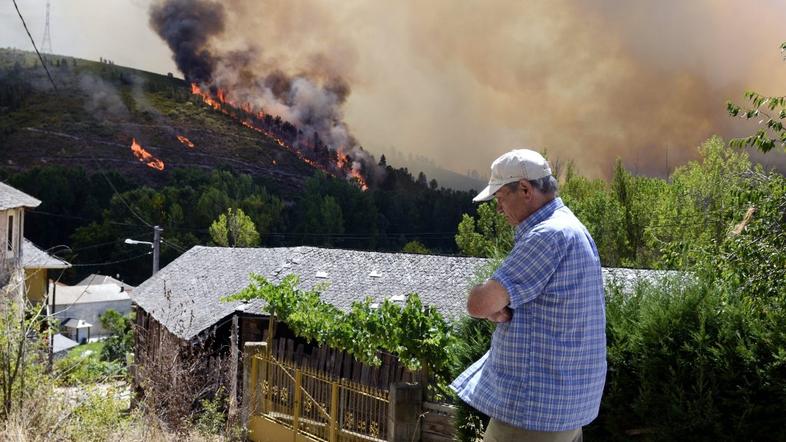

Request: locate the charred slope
(0, 48), (316, 193)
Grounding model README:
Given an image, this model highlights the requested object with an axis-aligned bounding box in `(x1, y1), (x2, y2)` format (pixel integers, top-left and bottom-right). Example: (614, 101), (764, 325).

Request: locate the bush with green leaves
(55, 342), (126, 386)
(593, 274), (786, 441)
(99, 309), (134, 364)
(226, 274), (458, 394)
(193, 388), (227, 437)
(449, 317), (494, 442)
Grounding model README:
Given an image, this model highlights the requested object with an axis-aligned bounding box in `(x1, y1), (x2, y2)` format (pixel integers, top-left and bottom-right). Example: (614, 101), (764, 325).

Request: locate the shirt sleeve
(491, 228), (567, 308)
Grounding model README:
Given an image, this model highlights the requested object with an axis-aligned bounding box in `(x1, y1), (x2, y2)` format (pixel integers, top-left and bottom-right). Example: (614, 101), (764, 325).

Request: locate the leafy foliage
(6, 164), (475, 285)
(209, 207), (260, 247)
(402, 240), (430, 254)
(726, 42), (786, 153)
(454, 200), (512, 257)
(594, 275), (786, 441)
(99, 309), (134, 364)
(0, 299), (51, 419)
(225, 274), (458, 391)
(450, 317), (494, 442)
(648, 137), (753, 269)
(55, 342), (125, 386)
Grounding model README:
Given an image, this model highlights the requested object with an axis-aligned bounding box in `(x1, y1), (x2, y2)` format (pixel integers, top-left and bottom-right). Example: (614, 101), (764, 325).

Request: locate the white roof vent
(315, 271), (329, 279)
(389, 294), (406, 302)
(368, 270), (382, 278)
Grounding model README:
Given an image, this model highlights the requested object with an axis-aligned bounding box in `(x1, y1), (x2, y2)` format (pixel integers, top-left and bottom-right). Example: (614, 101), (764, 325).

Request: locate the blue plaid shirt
(451, 197), (606, 431)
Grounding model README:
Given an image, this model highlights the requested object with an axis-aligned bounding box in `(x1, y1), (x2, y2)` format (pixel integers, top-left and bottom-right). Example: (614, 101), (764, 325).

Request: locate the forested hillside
(0, 48), (477, 285)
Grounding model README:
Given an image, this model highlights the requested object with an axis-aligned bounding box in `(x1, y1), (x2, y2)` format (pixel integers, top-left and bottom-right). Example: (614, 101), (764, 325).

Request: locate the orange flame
(336, 151), (349, 169)
(130, 138), (165, 170)
(350, 169), (369, 191)
(189, 82), (369, 191)
(177, 135), (195, 149)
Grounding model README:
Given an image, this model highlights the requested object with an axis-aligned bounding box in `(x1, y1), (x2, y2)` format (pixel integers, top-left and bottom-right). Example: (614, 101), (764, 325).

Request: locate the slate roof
(131, 246), (491, 340)
(131, 245), (679, 341)
(0, 182), (41, 211)
(22, 239), (71, 269)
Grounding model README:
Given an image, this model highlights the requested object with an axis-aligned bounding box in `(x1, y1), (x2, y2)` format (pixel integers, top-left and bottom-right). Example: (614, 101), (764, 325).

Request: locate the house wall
(24, 268), (47, 303)
(0, 208), (24, 300)
(0, 208), (24, 263)
(54, 299), (132, 337)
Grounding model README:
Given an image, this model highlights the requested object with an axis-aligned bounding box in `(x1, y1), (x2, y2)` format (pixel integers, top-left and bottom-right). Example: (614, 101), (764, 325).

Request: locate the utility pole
(125, 225), (163, 277)
(153, 225), (162, 275)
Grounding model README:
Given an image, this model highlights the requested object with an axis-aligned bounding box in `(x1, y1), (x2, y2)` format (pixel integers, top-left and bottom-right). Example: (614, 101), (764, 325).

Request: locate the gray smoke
(149, 0), (225, 84)
(148, 0), (374, 179)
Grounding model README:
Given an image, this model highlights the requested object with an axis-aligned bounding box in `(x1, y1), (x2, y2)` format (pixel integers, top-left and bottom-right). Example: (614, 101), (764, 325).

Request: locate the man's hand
(487, 306), (512, 323)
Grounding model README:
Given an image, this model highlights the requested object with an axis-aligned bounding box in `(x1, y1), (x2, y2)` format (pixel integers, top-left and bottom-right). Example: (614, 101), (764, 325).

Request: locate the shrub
(99, 309), (134, 364)
(55, 342), (125, 386)
(592, 276), (786, 441)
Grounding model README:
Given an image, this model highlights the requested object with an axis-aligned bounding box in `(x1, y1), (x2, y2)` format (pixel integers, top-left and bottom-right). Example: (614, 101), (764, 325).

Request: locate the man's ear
(518, 179), (531, 196)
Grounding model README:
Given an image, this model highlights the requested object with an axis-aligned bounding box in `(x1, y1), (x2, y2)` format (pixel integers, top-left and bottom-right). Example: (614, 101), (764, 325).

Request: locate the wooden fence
(246, 347), (390, 441)
(266, 336), (421, 390)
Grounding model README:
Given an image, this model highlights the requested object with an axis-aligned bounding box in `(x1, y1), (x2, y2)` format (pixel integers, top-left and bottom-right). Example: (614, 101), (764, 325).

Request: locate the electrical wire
(161, 239), (187, 254)
(28, 209), (148, 228)
(68, 251), (152, 267)
(10, 0), (57, 90)
(9, 9), (157, 234)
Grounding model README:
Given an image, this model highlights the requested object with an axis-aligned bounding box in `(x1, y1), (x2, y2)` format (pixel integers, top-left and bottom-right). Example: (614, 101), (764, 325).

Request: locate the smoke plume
(148, 0), (786, 179)
(149, 0), (371, 181)
(149, 0), (225, 84)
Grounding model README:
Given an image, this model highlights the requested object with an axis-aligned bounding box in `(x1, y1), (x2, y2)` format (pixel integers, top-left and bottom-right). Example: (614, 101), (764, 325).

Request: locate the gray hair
(529, 175), (558, 195)
(503, 175), (558, 195)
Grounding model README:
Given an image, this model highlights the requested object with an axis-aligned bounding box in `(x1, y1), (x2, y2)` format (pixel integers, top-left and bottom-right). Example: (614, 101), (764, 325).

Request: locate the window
(7, 214), (13, 252)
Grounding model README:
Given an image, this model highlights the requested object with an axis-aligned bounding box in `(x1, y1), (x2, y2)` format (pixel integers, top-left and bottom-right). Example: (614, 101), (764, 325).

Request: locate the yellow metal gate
(248, 352), (389, 442)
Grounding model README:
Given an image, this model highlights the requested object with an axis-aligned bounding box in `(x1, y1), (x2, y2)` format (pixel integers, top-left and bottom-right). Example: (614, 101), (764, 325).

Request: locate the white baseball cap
(472, 149), (552, 202)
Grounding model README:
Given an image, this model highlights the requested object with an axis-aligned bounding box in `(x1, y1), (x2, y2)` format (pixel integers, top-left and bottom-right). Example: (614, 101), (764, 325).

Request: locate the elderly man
(450, 149), (606, 442)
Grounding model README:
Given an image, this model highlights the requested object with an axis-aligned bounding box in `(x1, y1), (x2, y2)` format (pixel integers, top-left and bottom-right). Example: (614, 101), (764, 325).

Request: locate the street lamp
(124, 238), (152, 246)
(124, 225), (162, 275)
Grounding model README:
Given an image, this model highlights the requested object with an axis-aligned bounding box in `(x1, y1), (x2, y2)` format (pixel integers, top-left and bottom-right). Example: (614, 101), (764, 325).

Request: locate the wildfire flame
(350, 168), (369, 191)
(335, 150), (368, 190)
(177, 135), (195, 149)
(190, 82), (369, 191)
(130, 138), (165, 171)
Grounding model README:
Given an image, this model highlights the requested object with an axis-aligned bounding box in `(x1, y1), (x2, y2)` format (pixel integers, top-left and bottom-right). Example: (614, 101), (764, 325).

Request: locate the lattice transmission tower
(41, 0), (53, 54)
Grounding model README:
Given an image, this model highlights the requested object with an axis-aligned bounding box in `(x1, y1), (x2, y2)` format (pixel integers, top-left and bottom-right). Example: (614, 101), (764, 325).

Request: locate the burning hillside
(189, 83), (368, 190)
(150, 0), (374, 190)
(131, 138), (165, 170)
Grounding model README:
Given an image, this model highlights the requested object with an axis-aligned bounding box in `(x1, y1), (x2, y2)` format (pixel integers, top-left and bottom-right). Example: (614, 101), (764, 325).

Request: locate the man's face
(494, 181), (532, 226)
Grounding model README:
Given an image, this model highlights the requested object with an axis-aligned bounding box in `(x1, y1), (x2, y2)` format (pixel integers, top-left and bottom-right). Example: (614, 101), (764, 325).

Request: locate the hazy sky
(2, 0), (785, 178)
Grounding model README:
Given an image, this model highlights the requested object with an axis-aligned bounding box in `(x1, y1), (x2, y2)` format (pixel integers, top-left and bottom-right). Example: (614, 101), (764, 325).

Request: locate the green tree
(209, 208), (260, 247)
(561, 174), (627, 266)
(648, 136), (752, 268)
(727, 42), (786, 153)
(318, 196), (345, 246)
(402, 240), (430, 254)
(99, 309), (134, 363)
(454, 200), (512, 258)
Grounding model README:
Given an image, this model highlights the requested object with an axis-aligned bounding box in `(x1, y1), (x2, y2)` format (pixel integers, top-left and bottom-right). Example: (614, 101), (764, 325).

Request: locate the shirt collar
(514, 197), (564, 241)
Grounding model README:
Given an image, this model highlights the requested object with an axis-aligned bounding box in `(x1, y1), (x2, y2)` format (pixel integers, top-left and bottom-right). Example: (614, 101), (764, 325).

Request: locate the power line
(89, 155), (154, 229)
(28, 209), (149, 228)
(11, 0), (56, 90)
(69, 251), (152, 267)
(161, 238), (187, 254)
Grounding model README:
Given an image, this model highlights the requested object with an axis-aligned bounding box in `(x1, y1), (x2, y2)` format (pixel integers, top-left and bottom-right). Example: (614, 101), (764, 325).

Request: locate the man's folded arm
(466, 279), (511, 319)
